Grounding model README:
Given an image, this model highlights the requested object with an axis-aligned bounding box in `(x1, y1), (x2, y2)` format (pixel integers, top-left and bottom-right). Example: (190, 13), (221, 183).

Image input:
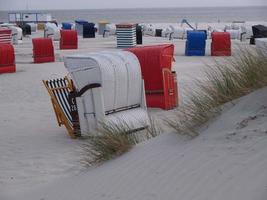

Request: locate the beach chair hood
(64, 51), (149, 134)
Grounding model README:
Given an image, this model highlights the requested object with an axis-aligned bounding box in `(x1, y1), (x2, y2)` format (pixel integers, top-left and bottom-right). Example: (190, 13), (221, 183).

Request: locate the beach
(1, 21), (267, 200)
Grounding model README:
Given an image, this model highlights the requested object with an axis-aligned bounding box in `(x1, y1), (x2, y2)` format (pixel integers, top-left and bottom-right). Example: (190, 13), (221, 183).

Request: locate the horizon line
(1, 5), (267, 12)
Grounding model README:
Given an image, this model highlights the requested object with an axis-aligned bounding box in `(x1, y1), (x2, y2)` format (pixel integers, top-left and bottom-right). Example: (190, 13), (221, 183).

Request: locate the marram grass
(167, 48), (267, 137)
(81, 116), (161, 167)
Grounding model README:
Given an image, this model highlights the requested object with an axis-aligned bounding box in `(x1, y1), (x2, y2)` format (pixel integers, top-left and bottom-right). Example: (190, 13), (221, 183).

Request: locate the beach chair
(116, 23), (137, 48)
(185, 31), (206, 56)
(20, 24), (31, 36)
(98, 21), (109, 35)
(64, 51), (150, 135)
(43, 77), (80, 138)
(75, 20), (89, 36)
(250, 25), (267, 45)
(126, 44), (178, 110)
(60, 30), (78, 49)
(0, 28), (12, 44)
(136, 25), (142, 44)
(32, 38), (55, 63)
(83, 23), (95, 38)
(211, 32), (231, 56)
(0, 43), (16, 74)
(62, 22), (72, 30)
(44, 23), (60, 41)
(255, 38), (267, 56)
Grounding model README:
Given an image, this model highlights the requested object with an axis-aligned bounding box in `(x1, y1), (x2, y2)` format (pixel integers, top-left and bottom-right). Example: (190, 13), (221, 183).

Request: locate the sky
(0, 0), (266, 10)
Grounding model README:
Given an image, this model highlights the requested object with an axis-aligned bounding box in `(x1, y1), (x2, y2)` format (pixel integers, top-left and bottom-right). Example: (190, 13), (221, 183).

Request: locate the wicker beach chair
(43, 77), (80, 138)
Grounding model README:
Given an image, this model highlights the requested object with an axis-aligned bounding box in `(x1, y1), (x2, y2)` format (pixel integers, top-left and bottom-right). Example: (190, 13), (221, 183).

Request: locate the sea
(0, 6), (267, 23)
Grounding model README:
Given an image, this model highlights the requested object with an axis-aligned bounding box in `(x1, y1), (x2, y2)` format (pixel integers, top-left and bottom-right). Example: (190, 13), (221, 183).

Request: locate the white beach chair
(64, 51), (149, 135)
(143, 24), (155, 36)
(10, 26), (22, 44)
(44, 23), (60, 41)
(255, 38), (267, 56)
(103, 24), (116, 37)
(225, 29), (241, 40)
(169, 25), (185, 39)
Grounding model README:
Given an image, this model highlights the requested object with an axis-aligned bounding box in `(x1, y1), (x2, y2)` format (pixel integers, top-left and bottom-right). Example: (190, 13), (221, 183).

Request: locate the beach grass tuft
(81, 117), (161, 167)
(166, 48), (267, 137)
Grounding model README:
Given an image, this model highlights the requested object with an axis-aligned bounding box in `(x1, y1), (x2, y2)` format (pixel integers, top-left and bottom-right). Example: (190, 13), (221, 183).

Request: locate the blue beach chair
(185, 31), (206, 56)
(62, 23), (72, 30)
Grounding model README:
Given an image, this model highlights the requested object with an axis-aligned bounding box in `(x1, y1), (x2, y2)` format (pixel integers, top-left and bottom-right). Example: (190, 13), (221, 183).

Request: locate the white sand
(1, 26), (267, 199)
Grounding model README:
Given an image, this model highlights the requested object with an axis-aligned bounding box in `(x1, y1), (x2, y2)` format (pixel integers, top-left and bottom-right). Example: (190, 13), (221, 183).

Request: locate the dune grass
(167, 48), (267, 137)
(81, 116), (160, 167)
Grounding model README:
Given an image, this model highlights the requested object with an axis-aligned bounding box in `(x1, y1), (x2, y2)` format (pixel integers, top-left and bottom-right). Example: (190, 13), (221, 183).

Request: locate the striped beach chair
(0, 28), (12, 44)
(43, 77), (80, 138)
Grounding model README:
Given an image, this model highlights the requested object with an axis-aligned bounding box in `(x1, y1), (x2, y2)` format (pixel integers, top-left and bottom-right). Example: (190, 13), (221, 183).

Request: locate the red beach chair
(211, 32), (231, 56)
(60, 30), (78, 50)
(126, 44), (178, 110)
(0, 43), (16, 74)
(0, 28), (12, 44)
(32, 38), (55, 63)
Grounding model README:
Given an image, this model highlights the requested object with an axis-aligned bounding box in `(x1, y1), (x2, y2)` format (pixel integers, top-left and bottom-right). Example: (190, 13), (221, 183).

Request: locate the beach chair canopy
(60, 30), (78, 49)
(250, 25), (267, 44)
(126, 44), (178, 110)
(0, 43), (16, 73)
(185, 30), (206, 56)
(211, 32), (231, 56)
(45, 22), (60, 40)
(32, 38), (55, 63)
(83, 23), (95, 38)
(62, 22), (72, 30)
(75, 20), (89, 25)
(64, 51), (149, 134)
(252, 25), (267, 38)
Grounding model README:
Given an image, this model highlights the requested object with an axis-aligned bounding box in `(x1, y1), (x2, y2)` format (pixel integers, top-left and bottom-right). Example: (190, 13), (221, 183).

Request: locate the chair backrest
(64, 51), (142, 114)
(32, 38), (55, 63)
(60, 30), (78, 49)
(211, 32), (231, 50)
(43, 77), (79, 138)
(186, 31), (206, 49)
(126, 44), (174, 91)
(0, 28), (12, 44)
(0, 43), (16, 73)
(83, 23), (95, 37)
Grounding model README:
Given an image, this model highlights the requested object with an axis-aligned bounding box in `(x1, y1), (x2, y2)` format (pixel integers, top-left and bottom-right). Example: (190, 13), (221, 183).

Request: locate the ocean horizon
(0, 6), (267, 23)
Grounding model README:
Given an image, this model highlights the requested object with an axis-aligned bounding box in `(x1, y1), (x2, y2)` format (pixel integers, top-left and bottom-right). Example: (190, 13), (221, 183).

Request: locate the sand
(1, 24), (267, 200)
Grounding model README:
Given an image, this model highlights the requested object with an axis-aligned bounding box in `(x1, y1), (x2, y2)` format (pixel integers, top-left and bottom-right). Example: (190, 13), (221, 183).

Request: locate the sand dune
(1, 30), (267, 199)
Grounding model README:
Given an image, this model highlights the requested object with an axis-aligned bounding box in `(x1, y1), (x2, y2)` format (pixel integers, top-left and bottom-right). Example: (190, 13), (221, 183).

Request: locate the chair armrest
(75, 83), (101, 97)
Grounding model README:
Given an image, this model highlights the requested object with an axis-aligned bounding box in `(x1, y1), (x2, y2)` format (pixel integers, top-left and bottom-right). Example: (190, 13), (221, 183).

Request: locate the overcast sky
(0, 0), (266, 10)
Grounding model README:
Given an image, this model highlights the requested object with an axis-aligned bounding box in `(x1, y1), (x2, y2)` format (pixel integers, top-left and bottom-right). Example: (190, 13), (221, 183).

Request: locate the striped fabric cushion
(46, 78), (73, 127)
